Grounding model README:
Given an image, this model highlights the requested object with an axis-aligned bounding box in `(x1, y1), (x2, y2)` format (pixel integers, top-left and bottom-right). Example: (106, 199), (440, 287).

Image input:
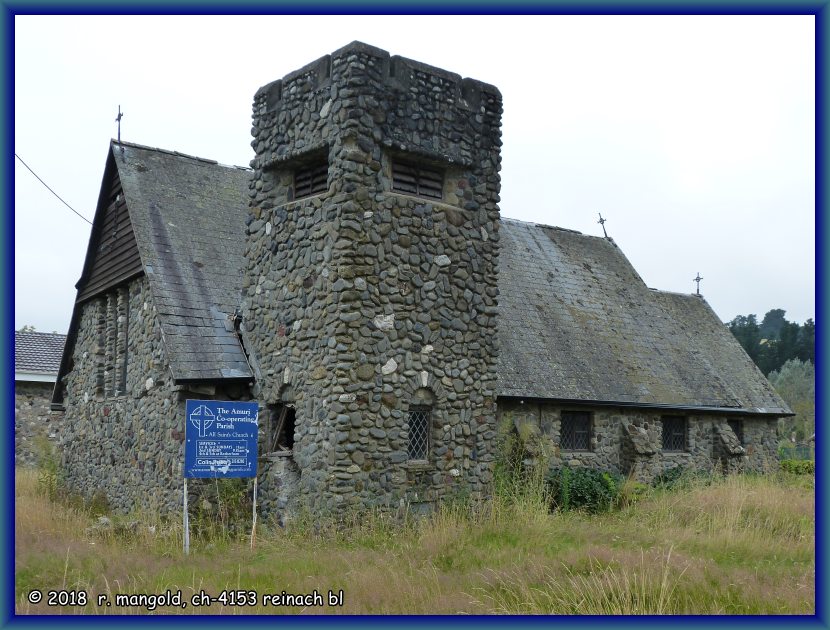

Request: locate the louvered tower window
(661, 416), (687, 452)
(392, 161), (443, 199)
(294, 161), (328, 199)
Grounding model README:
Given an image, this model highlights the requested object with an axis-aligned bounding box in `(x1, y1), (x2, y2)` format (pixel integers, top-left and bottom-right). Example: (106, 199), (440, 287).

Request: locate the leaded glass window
(561, 411), (592, 451)
(407, 408), (430, 461)
(661, 416), (687, 452)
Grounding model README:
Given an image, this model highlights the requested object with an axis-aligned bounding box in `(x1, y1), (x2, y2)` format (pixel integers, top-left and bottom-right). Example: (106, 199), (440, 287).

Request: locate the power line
(14, 153), (93, 225)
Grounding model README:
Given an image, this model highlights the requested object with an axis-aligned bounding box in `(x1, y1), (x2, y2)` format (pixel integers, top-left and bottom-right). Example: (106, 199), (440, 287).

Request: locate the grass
(14, 468), (814, 615)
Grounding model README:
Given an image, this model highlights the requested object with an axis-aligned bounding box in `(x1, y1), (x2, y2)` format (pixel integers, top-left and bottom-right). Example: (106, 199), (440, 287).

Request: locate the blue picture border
(3, 2), (824, 627)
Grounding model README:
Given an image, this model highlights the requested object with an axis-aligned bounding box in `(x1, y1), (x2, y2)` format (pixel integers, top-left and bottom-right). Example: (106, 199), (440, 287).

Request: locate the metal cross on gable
(597, 212), (608, 238)
(693, 272), (703, 295)
(115, 105), (124, 143)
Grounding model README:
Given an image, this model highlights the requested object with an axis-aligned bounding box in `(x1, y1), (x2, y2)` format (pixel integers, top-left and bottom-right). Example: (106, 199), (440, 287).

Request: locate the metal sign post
(183, 477), (190, 555)
(183, 400), (259, 555)
(251, 477), (258, 550)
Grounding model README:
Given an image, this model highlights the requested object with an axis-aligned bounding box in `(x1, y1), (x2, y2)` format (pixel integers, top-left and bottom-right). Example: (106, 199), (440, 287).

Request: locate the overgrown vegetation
(15, 462), (814, 615)
(727, 310), (815, 451)
(769, 359), (815, 447)
(546, 467), (622, 513)
(780, 460), (815, 476)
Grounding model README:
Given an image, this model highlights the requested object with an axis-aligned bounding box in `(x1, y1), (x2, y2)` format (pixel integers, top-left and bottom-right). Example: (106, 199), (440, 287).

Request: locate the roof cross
(115, 105), (124, 143)
(693, 272), (703, 295)
(597, 212), (608, 238)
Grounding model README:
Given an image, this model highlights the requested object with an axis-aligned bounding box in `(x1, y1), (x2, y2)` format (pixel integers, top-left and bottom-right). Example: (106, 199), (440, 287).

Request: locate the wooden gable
(76, 154), (143, 303)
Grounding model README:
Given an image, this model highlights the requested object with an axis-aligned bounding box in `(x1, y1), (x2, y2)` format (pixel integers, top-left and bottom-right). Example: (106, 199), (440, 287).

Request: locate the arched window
(407, 388), (435, 462)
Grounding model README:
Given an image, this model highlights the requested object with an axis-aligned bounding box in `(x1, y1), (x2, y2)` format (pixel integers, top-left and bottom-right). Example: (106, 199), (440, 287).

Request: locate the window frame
(96, 286), (129, 399)
(261, 403), (296, 457)
(391, 160), (444, 200)
(727, 419), (744, 445)
(407, 406), (431, 462)
(661, 416), (688, 452)
(293, 160), (328, 200)
(560, 410), (592, 452)
(117, 285), (129, 396)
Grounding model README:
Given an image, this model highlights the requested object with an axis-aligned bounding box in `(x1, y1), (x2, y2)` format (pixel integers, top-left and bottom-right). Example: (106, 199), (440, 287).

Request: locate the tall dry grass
(478, 547), (685, 614)
(15, 467), (814, 615)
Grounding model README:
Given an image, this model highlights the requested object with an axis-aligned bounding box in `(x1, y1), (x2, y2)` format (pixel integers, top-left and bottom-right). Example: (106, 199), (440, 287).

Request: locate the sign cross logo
(189, 405), (215, 438)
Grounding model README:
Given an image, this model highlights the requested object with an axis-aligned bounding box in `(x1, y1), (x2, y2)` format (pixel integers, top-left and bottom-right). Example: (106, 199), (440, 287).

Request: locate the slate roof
(112, 141), (253, 381)
(59, 142), (789, 415)
(496, 219), (791, 414)
(15, 331), (66, 376)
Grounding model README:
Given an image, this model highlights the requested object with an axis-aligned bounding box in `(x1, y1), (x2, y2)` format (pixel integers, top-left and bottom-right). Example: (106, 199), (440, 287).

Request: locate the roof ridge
(111, 139), (252, 171)
(650, 287), (705, 299)
(15, 330), (68, 338)
(501, 216), (587, 236)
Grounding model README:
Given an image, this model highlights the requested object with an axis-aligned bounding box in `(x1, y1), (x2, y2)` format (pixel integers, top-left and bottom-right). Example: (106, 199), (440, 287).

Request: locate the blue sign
(184, 400), (259, 478)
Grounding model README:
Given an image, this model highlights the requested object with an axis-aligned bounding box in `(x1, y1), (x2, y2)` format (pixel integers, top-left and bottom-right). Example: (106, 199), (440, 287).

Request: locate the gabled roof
(56, 142), (789, 416)
(15, 331), (66, 379)
(496, 219), (791, 415)
(56, 141), (253, 401)
(112, 142), (253, 381)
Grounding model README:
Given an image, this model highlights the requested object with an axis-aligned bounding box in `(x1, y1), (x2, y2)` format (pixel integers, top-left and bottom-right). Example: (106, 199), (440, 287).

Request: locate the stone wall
(14, 380), (61, 467)
(497, 401), (779, 482)
(242, 42), (502, 516)
(59, 275), (184, 512)
(59, 275), (258, 513)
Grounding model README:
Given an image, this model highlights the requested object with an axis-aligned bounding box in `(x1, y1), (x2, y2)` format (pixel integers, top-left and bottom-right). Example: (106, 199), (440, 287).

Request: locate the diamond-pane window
(661, 416), (687, 452)
(561, 411), (591, 451)
(392, 161), (443, 200)
(407, 408), (430, 461)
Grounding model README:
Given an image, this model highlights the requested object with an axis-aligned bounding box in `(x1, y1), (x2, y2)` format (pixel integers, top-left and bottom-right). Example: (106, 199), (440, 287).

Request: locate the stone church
(52, 42), (790, 518)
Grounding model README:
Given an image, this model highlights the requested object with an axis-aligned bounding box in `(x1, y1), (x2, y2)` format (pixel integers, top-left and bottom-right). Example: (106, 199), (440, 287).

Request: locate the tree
(728, 310), (815, 375)
(756, 338), (779, 376)
(777, 321), (801, 368)
(768, 359), (815, 443)
(796, 318), (815, 364)
(17, 324), (36, 332)
(759, 308), (787, 340)
(728, 314), (761, 364)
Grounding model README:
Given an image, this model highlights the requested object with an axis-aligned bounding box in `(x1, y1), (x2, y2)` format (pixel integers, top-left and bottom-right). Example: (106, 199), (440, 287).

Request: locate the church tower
(242, 42), (502, 514)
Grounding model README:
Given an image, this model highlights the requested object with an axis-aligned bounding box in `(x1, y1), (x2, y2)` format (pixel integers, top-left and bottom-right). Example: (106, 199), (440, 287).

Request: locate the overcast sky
(14, 14), (815, 335)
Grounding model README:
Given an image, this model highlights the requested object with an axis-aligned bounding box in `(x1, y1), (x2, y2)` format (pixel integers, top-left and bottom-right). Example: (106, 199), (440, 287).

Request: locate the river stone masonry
(498, 401), (778, 483)
(241, 41), (502, 516)
(59, 276), (254, 512)
(15, 381), (61, 467)
(59, 276), (184, 512)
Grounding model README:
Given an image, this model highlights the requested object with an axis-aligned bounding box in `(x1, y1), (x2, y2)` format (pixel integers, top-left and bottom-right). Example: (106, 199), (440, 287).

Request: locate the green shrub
(780, 459), (814, 475)
(189, 477), (252, 543)
(546, 467), (622, 513)
(651, 466), (685, 489)
(652, 466), (719, 491)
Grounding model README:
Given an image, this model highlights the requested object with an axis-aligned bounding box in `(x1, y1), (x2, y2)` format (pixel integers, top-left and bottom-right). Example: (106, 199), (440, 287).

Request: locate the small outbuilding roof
(15, 331), (66, 378)
(496, 219), (791, 415)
